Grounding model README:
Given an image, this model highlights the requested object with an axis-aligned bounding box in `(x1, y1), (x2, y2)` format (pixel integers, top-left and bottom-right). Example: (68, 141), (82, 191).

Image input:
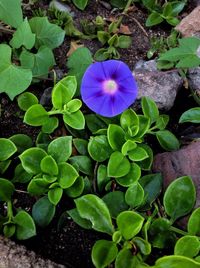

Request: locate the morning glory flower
(80, 60), (138, 117)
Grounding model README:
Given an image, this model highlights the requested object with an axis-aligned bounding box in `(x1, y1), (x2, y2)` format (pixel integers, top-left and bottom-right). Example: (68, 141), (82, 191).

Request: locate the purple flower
(80, 60), (138, 117)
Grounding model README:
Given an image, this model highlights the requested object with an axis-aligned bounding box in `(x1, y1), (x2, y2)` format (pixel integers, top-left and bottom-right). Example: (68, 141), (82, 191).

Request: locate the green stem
(48, 110), (63, 116)
(7, 201), (13, 222)
(169, 226), (189, 236)
(116, 0), (133, 28)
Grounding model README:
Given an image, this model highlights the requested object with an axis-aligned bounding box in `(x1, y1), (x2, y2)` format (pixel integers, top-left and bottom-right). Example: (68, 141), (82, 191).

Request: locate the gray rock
(133, 60), (183, 111)
(49, 0), (72, 14)
(0, 236), (65, 268)
(40, 87), (53, 107)
(188, 67), (200, 97)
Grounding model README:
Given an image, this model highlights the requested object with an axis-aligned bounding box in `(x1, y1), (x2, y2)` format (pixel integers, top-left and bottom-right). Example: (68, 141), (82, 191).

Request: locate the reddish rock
(153, 141), (200, 207)
(175, 6), (200, 37)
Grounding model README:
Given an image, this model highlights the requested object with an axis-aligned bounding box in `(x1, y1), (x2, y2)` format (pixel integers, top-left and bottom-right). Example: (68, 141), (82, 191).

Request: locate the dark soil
(0, 1), (198, 268)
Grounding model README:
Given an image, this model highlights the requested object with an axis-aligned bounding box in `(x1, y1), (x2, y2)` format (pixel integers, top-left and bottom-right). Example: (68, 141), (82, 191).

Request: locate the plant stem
(169, 226), (189, 236)
(116, 0), (133, 28)
(7, 201), (13, 222)
(0, 25), (14, 34)
(48, 110), (62, 116)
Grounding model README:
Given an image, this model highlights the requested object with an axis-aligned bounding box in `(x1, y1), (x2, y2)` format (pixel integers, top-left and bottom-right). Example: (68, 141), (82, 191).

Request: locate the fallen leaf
(119, 24), (132, 35)
(67, 41), (84, 57)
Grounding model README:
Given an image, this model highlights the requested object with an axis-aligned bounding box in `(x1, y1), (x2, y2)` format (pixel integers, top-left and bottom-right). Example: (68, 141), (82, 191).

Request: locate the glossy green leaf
(138, 144), (153, 171)
(17, 92), (38, 112)
(0, 178), (15, 201)
(48, 187), (63, 205)
(32, 196), (55, 227)
(179, 108), (200, 124)
(48, 136), (72, 163)
(188, 208), (200, 236)
(118, 35), (132, 48)
(9, 134), (33, 154)
(155, 115), (169, 130)
(120, 109), (139, 135)
(134, 115), (150, 138)
(92, 240), (118, 268)
(115, 248), (140, 268)
(107, 124), (125, 151)
(0, 0), (23, 28)
(14, 211), (36, 240)
(88, 135), (112, 162)
(142, 96), (159, 123)
(132, 237), (151, 255)
(155, 255), (200, 268)
(128, 146), (149, 161)
(69, 155), (93, 175)
(13, 164), (32, 184)
(0, 44), (32, 100)
(139, 173), (162, 207)
(0, 138), (17, 161)
(41, 117), (58, 134)
(97, 165), (110, 192)
(146, 12), (164, 27)
(174, 235), (200, 258)
(72, 0), (88, 10)
(63, 110), (85, 130)
(52, 76), (77, 109)
(117, 211), (144, 240)
(121, 140), (137, 156)
(164, 176), (196, 221)
(66, 99), (82, 113)
(156, 130), (180, 151)
(75, 194), (114, 235)
(10, 18), (35, 49)
(29, 17), (65, 49)
(3, 224), (16, 238)
(57, 163), (79, 189)
(102, 191), (129, 218)
(73, 138), (88, 155)
(67, 208), (92, 229)
(116, 163), (141, 187)
(64, 176), (84, 198)
(19, 148), (47, 174)
(24, 104), (49, 126)
(107, 152), (130, 178)
(125, 183), (144, 208)
(0, 160), (11, 175)
(27, 178), (49, 196)
(40, 155), (58, 176)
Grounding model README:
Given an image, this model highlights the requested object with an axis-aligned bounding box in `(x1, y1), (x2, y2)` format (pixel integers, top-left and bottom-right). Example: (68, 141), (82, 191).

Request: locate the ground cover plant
(1, 0), (200, 267)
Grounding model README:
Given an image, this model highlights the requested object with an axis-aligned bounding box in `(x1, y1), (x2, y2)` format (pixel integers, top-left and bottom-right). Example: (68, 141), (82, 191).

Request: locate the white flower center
(103, 79), (118, 94)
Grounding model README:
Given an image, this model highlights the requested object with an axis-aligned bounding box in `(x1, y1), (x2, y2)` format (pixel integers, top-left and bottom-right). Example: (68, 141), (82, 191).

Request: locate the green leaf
(13, 163), (32, 184)
(66, 99), (82, 113)
(32, 196), (55, 227)
(125, 183), (144, 208)
(19, 147), (47, 174)
(69, 156), (93, 175)
(155, 115), (169, 130)
(3, 224), (16, 238)
(115, 248), (140, 268)
(40, 155), (58, 176)
(0, 138), (17, 161)
(0, 44), (32, 100)
(72, 0), (88, 10)
(67, 47), (93, 94)
(9, 134), (33, 154)
(107, 124), (125, 151)
(146, 12), (164, 27)
(107, 152), (130, 178)
(142, 96), (159, 124)
(155, 255), (200, 268)
(97, 31), (110, 45)
(73, 138), (88, 155)
(20, 46), (55, 78)
(156, 130), (180, 151)
(139, 173), (162, 207)
(41, 117), (58, 134)
(116, 163), (141, 187)
(63, 110), (85, 130)
(0, 178), (15, 201)
(92, 240), (118, 268)
(57, 162), (79, 189)
(29, 17), (65, 49)
(0, 160), (11, 175)
(174, 236), (200, 258)
(117, 211), (144, 240)
(138, 144), (153, 171)
(17, 92), (38, 112)
(28, 178), (49, 196)
(97, 165), (110, 192)
(134, 115), (150, 138)
(64, 176), (84, 198)
(48, 136), (72, 163)
(24, 104), (49, 126)
(52, 76), (77, 109)
(120, 109), (139, 135)
(188, 208), (200, 236)
(75, 194), (114, 235)
(10, 18), (35, 49)
(132, 237), (151, 255)
(179, 108), (200, 123)
(48, 187), (63, 205)
(14, 211), (36, 240)
(0, 0), (23, 28)
(102, 191), (129, 218)
(164, 176), (196, 221)
(67, 208), (92, 229)
(128, 146), (149, 162)
(118, 35), (132, 48)
(121, 140), (137, 156)
(88, 135), (113, 162)
(85, 114), (107, 133)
